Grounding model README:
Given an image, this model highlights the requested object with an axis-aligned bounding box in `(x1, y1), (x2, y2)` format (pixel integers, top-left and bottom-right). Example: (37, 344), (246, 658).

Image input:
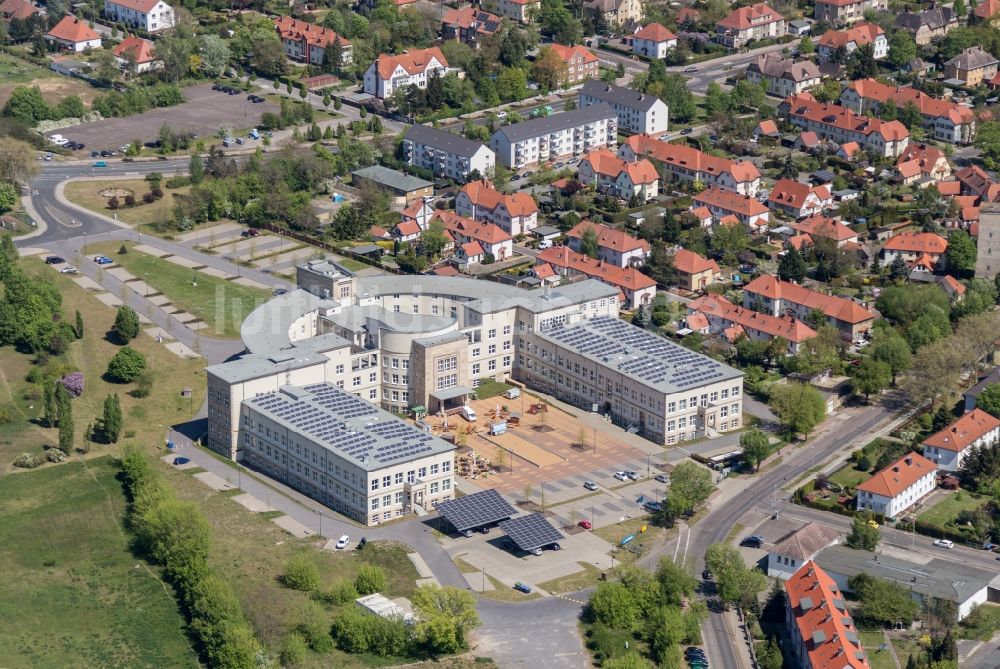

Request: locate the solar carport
(436, 489), (516, 536)
(499, 513), (564, 553)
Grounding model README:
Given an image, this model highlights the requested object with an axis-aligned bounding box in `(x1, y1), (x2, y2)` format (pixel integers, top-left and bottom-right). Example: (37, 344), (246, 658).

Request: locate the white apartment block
(631, 22), (678, 59)
(489, 104), (618, 168)
(922, 408), (1000, 472)
(402, 125), (496, 182)
(856, 452), (936, 519)
(104, 0), (173, 33)
(579, 80), (669, 136)
(363, 47), (449, 100)
(240, 383), (456, 526)
(814, 0), (887, 25)
(496, 0), (538, 22)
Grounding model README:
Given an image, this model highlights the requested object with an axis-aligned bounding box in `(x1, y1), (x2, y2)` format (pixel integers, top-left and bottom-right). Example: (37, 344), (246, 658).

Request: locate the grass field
(917, 491), (986, 529)
(827, 462), (871, 490)
(89, 241), (268, 338)
(537, 562), (603, 594)
(959, 603), (1000, 641)
(0, 52), (100, 109)
(0, 457), (197, 668)
(860, 631), (894, 669)
(0, 257), (206, 472)
(64, 179), (191, 227)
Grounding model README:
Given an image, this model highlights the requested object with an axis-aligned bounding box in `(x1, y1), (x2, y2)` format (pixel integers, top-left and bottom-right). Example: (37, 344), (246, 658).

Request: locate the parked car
(933, 539), (954, 549)
(578, 519), (592, 530)
(60, 265), (78, 274)
(624, 470), (638, 481)
(740, 535), (764, 548)
(91, 150), (100, 158)
(644, 501), (662, 513)
(655, 473), (669, 483)
(684, 66), (697, 72)
(583, 480), (598, 491)
(93, 255), (113, 265)
(45, 255), (65, 264)
(44, 152), (53, 161)
(680, 127), (693, 135)
(272, 287), (288, 296)
(93, 161), (107, 168)
(335, 535), (350, 549)
(613, 471), (628, 482)
(172, 456), (190, 465)
(513, 582), (532, 593)
(548, 542), (561, 551)
(241, 228), (260, 237)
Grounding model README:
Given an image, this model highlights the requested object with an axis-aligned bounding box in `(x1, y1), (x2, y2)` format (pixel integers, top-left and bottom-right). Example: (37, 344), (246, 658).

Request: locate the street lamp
(83, 232), (87, 255)
(319, 510), (323, 538)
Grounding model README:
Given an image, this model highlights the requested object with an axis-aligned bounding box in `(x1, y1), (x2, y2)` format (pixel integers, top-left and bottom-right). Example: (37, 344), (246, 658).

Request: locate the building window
(336, 364), (344, 374)
(371, 498), (379, 510)
(369, 389), (377, 399)
(431, 463), (439, 475)
(436, 374), (458, 390)
(407, 470), (415, 483)
(353, 376), (361, 387)
(437, 357), (457, 373)
(442, 460), (451, 472)
(442, 478), (451, 490)
(472, 363), (480, 375)
(370, 479), (379, 491)
(395, 472), (403, 485)
(418, 467), (427, 478)
(430, 482), (439, 494)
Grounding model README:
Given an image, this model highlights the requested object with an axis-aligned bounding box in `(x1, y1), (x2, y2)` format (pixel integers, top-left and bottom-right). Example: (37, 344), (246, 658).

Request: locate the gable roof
(785, 562), (870, 669)
(274, 16), (350, 49)
(939, 274), (967, 297)
(537, 247), (657, 291)
(622, 134), (760, 184)
(434, 210), (512, 245)
(689, 293), (817, 342)
(897, 143), (948, 173)
(975, 0), (1000, 18)
(47, 16), (100, 44)
(375, 47), (447, 80)
(717, 3), (784, 30)
(1, 0), (38, 18)
(845, 79), (974, 125)
(768, 179), (831, 210)
(113, 35), (156, 63)
(404, 124), (488, 159)
(673, 248), (719, 275)
(106, 0), (162, 12)
(773, 522), (841, 560)
(580, 149), (658, 184)
(923, 408), (1000, 452)
(694, 188), (770, 217)
(757, 119), (779, 136)
(743, 275), (876, 325)
(945, 46), (1000, 71)
(442, 6), (501, 34)
(857, 452), (935, 498)
(895, 6), (955, 32)
(634, 22), (677, 42)
(494, 104), (616, 144)
(883, 231), (947, 254)
(792, 215), (857, 242)
(548, 43), (598, 66)
(817, 22), (884, 49)
(781, 93), (909, 143)
(566, 220), (649, 254)
(839, 141), (861, 157)
(581, 80), (663, 113)
(749, 53), (820, 82)
(459, 180), (537, 217)
(460, 241), (485, 258)
(393, 220), (422, 237)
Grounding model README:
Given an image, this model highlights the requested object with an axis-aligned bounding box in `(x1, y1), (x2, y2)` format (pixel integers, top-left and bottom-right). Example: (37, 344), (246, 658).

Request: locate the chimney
(905, 455), (912, 466)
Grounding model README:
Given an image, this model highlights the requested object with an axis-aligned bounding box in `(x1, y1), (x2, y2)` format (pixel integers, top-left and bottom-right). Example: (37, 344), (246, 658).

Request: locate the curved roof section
(241, 289), (338, 355)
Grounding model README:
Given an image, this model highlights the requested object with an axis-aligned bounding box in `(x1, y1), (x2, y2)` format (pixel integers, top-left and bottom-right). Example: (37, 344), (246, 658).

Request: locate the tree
(871, 329), (911, 385)
(106, 346), (147, 383)
(655, 557), (698, 606)
(976, 384), (1000, 419)
(588, 581), (639, 629)
(0, 138), (41, 187)
(778, 247), (806, 283)
(974, 121), (1000, 162)
(888, 30), (917, 68)
(43, 381), (57, 428)
(705, 543), (768, 609)
(846, 512), (880, 551)
(354, 564), (387, 595)
(0, 182), (16, 214)
(580, 226), (599, 258)
(114, 305), (140, 343)
(667, 461), (714, 516)
(279, 633), (308, 666)
(768, 382), (826, 439)
(283, 553), (320, 591)
(57, 382), (73, 454)
(102, 393), (123, 443)
(849, 573), (919, 626)
(93, 49), (120, 84)
(189, 153), (204, 184)
(198, 35), (230, 77)
(757, 638), (783, 669)
(946, 230), (976, 278)
(2, 85), (50, 125)
(531, 46), (567, 91)
(848, 42), (878, 79)
(740, 428), (770, 472)
(411, 585), (480, 654)
(852, 359), (891, 402)
(799, 36), (815, 54)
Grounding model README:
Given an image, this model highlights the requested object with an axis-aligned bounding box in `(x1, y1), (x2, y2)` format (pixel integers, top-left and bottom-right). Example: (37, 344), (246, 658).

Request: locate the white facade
(578, 157), (659, 201)
(496, 0), (538, 22)
(402, 126), (496, 182)
(579, 81), (669, 136)
(363, 52), (449, 100)
(814, 0), (887, 25)
(632, 35), (676, 59)
(856, 455), (937, 519)
(489, 105), (618, 168)
(104, 0), (174, 33)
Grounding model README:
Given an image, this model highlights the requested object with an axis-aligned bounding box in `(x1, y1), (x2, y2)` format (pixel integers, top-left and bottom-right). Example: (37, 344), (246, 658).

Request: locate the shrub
(133, 372), (154, 398)
(106, 346), (147, 383)
(282, 553), (320, 591)
(321, 579), (359, 605)
(0, 407), (11, 424)
(118, 244), (128, 254)
(355, 564), (387, 595)
(13, 453), (40, 468)
(279, 632), (308, 666)
(165, 176), (191, 189)
(60, 371), (84, 398)
(143, 192), (155, 204)
(332, 608), (371, 653)
(296, 601), (334, 652)
(124, 194), (135, 207)
(151, 187), (163, 198)
(107, 196), (119, 210)
(114, 305), (141, 343)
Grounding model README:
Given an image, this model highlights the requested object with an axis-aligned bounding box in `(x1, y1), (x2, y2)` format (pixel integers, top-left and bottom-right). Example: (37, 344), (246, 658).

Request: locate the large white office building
(489, 104), (618, 168)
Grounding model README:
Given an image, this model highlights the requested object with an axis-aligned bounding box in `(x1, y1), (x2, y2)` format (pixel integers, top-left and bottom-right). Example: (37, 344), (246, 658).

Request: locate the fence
(256, 222), (405, 275)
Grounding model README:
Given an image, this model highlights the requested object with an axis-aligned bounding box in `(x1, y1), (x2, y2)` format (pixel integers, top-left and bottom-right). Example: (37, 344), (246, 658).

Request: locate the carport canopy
(499, 513), (564, 552)
(436, 488), (517, 534)
(431, 386), (471, 402)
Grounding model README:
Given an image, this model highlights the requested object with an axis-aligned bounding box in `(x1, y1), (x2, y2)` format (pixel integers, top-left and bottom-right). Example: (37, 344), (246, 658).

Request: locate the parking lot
(53, 83), (279, 153)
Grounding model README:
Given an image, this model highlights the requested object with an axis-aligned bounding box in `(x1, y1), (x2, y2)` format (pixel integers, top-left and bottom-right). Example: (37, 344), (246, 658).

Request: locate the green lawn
(827, 462), (871, 490)
(537, 562), (603, 595)
(91, 241), (268, 338)
(916, 491), (986, 529)
(959, 603), (1000, 641)
(0, 51), (49, 85)
(860, 632), (894, 669)
(0, 458), (197, 668)
(63, 179), (191, 227)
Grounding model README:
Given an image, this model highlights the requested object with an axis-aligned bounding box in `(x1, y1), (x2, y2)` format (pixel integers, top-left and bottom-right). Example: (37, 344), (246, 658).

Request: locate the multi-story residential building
(632, 23), (678, 58)
(742, 275), (876, 342)
(113, 35), (160, 73)
(746, 54), (821, 97)
(790, 215), (859, 248)
(780, 93), (909, 158)
(401, 125), (496, 182)
(673, 249), (720, 291)
(894, 7), (958, 45)
(620, 134), (761, 195)
(566, 220), (650, 268)
(104, 0), (173, 33)
(441, 6), (501, 48)
(433, 210), (514, 261)
(547, 43), (599, 85)
(817, 22), (887, 62)
(692, 188), (770, 231)
(517, 315), (744, 444)
(879, 231), (948, 268)
(536, 246), (657, 309)
(975, 202), (1000, 280)
(784, 562), (871, 669)
(922, 408), (1000, 472)
(577, 149), (659, 201)
(840, 79), (975, 145)
(579, 80), (669, 136)
(455, 179), (538, 236)
(273, 16), (352, 67)
(943, 46), (1000, 87)
(351, 165), (434, 205)
(489, 104), (617, 168)
(814, 0), (886, 25)
(584, 0), (643, 27)
(363, 47), (449, 99)
(715, 3), (786, 48)
(766, 523), (841, 580)
(768, 179), (833, 219)
(240, 382), (456, 526)
(687, 293), (817, 354)
(496, 0), (539, 23)
(46, 16), (102, 51)
(857, 452), (936, 519)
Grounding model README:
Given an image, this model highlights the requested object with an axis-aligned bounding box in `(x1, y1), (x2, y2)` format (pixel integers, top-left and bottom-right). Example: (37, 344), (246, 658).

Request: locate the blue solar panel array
(543, 316), (727, 390)
(249, 384), (436, 465)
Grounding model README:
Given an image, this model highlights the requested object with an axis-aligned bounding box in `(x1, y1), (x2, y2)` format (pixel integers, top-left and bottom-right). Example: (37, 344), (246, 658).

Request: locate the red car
(578, 519), (592, 530)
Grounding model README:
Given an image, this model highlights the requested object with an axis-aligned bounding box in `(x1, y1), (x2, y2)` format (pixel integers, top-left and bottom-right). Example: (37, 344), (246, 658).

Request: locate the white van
(504, 387), (521, 400)
(460, 406), (477, 422)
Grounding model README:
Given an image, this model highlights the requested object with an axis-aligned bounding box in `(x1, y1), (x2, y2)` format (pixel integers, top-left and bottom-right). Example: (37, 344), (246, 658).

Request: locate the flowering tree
(61, 372), (84, 398)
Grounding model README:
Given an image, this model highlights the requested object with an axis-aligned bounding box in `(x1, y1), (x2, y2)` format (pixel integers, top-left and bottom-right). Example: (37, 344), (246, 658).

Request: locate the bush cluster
(91, 84), (184, 119)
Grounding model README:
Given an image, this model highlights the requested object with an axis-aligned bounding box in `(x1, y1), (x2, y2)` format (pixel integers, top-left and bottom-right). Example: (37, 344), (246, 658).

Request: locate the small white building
(766, 522), (841, 580)
(922, 408), (1000, 472)
(856, 452), (936, 519)
(363, 47), (450, 100)
(45, 16), (102, 52)
(566, 220), (650, 268)
(579, 80), (669, 136)
(355, 593), (416, 624)
(631, 22), (677, 59)
(104, 0), (174, 33)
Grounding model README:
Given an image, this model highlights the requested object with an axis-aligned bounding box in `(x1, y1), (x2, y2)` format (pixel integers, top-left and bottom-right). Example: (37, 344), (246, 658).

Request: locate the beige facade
(814, 0), (887, 25)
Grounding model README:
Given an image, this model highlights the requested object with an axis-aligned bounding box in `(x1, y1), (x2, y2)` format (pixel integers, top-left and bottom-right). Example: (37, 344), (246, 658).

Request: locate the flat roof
(436, 488), (517, 533)
(535, 315), (743, 395)
(244, 382), (455, 471)
(206, 349), (330, 384)
(241, 288), (340, 355)
(493, 103), (616, 143)
(351, 165), (433, 193)
(499, 513), (564, 551)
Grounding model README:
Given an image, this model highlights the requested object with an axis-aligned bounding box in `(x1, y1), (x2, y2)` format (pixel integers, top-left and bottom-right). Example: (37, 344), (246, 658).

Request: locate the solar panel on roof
(498, 513), (564, 552)
(436, 489), (517, 533)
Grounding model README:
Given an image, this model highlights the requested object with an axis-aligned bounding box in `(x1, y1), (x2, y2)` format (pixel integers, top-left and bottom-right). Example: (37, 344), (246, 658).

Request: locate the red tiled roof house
(856, 452), (936, 519)
(922, 408), (1000, 472)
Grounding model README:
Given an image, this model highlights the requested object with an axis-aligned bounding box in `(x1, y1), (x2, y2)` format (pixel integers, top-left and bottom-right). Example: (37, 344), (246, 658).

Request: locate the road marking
(554, 594), (587, 606)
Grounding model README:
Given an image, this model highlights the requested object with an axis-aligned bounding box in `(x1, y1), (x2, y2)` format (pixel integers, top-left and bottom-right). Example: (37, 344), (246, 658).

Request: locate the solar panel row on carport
(436, 488), (517, 533)
(498, 513), (564, 552)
